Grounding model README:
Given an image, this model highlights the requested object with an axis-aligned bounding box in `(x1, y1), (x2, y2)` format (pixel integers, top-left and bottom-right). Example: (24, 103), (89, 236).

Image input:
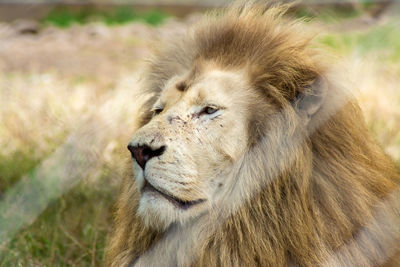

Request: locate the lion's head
(127, 4), (324, 230)
(128, 68), (254, 228)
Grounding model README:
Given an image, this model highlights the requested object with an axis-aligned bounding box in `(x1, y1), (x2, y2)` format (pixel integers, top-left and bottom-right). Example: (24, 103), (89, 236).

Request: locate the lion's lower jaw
(137, 195), (207, 230)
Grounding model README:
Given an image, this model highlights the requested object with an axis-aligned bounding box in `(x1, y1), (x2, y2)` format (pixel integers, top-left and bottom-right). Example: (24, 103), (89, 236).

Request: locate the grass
(1, 177), (117, 266)
(43, 8), (170, 27)
(318, 23), (400, 63)
(0, 70), (148, 265)
(0, 151), (40, 194)
(294, 6), (362, 22)
(0, 10), (399, 266)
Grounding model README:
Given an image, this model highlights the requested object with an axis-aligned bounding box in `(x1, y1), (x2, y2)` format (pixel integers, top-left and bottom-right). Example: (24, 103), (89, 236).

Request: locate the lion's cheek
(217, 127), (248, 162)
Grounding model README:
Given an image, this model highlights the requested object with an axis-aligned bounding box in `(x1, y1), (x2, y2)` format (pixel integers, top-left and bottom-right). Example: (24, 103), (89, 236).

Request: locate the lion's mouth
(141, 179), (205, 210)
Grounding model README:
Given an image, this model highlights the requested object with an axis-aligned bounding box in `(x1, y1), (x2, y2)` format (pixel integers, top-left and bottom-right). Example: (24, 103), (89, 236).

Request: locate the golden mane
(106, 2), (400, 266)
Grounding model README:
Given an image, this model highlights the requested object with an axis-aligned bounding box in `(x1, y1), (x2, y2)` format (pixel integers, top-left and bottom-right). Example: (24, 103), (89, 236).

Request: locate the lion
(106, 2), (400, 266)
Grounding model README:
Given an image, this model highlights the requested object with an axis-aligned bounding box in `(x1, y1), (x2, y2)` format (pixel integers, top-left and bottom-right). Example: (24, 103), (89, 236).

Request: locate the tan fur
(106, 2), (400, 266)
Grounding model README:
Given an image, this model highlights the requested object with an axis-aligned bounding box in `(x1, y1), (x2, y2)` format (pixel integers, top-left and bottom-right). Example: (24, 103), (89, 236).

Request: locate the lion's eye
(201, 106), (218, 115)
(153, 108), (163, 116)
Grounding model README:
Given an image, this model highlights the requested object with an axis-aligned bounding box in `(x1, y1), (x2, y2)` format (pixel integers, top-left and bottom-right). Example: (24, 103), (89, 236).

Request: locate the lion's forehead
(159, 68), (249, 108)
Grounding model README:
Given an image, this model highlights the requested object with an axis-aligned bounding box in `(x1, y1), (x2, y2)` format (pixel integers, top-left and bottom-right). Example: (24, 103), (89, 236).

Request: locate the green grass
(295, 6), (362, 23)
(0, 170), (119, 266)
(317, 23), (400, 62)
(43, 7), (170, 27)
(0, 151), (40, 195)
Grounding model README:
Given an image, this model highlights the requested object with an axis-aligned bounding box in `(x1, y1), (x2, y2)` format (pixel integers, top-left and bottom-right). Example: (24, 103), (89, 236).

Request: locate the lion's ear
(293, 77), (327, 124)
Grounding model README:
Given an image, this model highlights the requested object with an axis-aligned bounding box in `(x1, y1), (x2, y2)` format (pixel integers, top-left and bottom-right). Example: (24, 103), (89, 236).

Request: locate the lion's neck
(131, 212), (218, 266)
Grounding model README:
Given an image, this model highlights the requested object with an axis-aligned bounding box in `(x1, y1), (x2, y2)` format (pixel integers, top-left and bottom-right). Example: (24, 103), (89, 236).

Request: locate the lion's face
(128, 67), (258, 229)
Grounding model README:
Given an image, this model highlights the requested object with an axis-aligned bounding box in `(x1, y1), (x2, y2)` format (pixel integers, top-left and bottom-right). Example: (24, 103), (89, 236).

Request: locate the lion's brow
(176, 81), (187, 92)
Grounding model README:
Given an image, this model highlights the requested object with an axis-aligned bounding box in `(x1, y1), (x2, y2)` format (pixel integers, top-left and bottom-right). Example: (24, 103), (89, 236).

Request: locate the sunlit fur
(106, 2), (400, 266)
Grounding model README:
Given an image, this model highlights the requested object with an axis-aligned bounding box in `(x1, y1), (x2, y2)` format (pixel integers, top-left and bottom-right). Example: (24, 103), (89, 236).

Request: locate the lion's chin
(142, 179), (206, 209)
(137, 188), (208, 230)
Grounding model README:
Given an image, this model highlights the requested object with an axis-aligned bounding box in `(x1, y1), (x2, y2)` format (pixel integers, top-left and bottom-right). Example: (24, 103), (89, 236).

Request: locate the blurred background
(0, 0), (399, 266)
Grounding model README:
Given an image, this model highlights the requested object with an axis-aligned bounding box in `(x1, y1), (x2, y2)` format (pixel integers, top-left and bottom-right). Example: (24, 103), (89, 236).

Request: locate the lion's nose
(127, 144), (166, 170)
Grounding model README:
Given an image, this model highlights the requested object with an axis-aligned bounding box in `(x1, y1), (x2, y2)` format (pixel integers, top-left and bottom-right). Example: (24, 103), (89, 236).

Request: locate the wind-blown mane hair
(106, 2), (400, 266)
